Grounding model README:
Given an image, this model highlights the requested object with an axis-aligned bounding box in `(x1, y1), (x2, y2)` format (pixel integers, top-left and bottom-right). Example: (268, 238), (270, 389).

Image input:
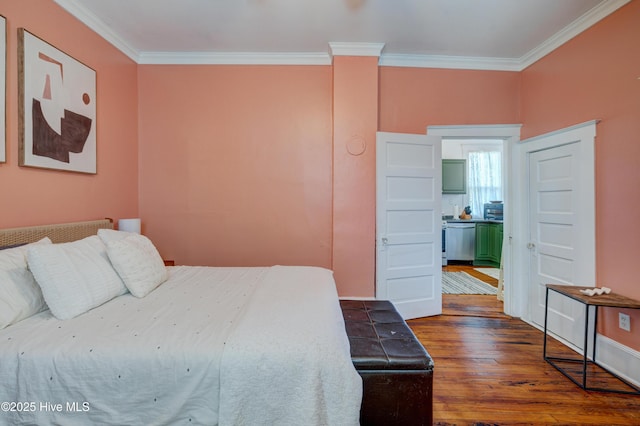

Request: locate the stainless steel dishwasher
(445, 222), (476, 261)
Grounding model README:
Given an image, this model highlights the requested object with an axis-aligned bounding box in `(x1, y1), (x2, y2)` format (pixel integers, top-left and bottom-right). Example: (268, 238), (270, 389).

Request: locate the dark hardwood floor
(407, 275), (640, 425)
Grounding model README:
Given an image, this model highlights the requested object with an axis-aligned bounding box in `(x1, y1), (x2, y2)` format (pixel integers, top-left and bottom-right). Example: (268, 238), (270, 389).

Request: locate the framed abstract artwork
(0, 16), (6, 163)
(18, 28), (96, 173)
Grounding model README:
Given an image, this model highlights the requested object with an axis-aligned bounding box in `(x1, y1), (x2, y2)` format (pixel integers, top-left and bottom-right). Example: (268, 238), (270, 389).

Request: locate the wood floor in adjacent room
(408, 292), (640, 425)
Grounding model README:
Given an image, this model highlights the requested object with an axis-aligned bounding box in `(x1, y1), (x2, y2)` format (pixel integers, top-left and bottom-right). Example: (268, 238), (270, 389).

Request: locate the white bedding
(0, 265), (361, 425)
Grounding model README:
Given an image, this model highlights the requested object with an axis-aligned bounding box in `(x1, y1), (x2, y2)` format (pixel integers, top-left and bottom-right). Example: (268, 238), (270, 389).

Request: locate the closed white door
(527, 126), (595, 350)
(376, 132), (442, 319)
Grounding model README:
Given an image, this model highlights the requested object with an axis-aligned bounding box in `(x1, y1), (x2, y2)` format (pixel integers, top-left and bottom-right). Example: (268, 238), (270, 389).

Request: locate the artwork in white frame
(0, 16), (6, 163)
(18, 28), (96, 173)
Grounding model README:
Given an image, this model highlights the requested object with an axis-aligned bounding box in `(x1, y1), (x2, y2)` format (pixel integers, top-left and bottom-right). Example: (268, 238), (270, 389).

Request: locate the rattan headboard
(0, 219), (113, 246)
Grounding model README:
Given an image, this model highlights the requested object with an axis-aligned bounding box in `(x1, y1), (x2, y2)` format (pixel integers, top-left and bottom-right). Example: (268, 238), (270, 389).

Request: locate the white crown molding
(379, 53), (521, 71)
(381, 0), (630, 72)
(519, 0), (631, 70)
(54, 0), (140, 62)
(138, 51), (332, 65)
(55, 0), (629, 70)
(329, 42), (385, 58)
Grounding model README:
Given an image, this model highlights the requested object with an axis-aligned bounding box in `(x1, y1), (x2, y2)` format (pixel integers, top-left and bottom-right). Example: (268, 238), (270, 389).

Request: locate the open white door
(376, 132), (442, 319)
(525, 123), (596, 350)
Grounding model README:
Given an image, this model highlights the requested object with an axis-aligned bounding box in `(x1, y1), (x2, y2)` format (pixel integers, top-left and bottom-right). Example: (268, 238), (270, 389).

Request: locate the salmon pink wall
(332, 56), (379, 297)
(138, 61), (521, 296)
(520, 1), (640, 350)
(137, 65), (333, 270)
(0, 1), (139, 228)
(379, 67), (521, 132)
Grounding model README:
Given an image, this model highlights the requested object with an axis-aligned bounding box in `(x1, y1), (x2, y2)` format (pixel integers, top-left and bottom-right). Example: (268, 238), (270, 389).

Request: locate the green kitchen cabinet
(442, 159), (466, 194)
(474, 222), (503, 267)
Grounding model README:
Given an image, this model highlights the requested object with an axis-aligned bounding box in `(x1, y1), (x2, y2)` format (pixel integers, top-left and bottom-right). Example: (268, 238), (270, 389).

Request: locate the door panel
(376, 132), (442, 319)
(387, 276), (435, 300)
(387, 176), (434, 200)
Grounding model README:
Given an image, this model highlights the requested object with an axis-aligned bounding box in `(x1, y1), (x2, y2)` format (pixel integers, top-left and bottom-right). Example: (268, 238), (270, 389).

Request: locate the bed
(0, 219), (362, 425)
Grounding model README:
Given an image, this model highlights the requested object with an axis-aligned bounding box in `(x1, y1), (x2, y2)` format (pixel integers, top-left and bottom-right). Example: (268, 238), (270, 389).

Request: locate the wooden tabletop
(546, 284), (640, 309)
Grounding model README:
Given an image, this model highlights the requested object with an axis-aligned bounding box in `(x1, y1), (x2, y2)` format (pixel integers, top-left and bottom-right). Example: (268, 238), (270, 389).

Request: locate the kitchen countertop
(445, 219), (503, 224)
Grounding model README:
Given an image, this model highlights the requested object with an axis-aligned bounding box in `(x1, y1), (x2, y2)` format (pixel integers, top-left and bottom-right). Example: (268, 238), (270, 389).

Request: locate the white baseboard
(596, 334), (640, 388)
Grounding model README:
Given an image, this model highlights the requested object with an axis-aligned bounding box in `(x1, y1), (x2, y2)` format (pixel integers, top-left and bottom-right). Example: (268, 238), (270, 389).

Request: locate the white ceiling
(53, 0), (628, 70)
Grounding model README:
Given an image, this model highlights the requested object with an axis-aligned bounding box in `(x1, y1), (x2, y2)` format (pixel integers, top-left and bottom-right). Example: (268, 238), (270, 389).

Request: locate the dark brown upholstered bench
(340, 300), (434, 426)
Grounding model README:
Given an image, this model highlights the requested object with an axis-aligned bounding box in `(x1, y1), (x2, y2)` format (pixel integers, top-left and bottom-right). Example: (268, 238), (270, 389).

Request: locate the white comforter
(0, 266), (362, 426)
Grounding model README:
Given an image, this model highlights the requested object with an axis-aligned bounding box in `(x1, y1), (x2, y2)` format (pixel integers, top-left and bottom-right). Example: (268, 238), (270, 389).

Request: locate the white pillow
(103, 233), (168, 298)
(27, 236), (127, 320)
(0, 238), (52, 329)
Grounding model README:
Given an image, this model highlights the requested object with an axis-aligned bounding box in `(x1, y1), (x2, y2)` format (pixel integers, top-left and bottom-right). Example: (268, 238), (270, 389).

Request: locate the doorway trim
(427, 124), (522, 316)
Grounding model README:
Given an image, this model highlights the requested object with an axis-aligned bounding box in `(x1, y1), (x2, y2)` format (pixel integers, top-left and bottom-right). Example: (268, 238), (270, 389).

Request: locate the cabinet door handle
(382, 237), (388, 246)
(527, 242), (536, 250)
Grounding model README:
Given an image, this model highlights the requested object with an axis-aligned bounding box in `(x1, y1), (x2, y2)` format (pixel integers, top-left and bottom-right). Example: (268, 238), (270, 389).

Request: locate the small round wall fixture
(346, 135), (366, 156)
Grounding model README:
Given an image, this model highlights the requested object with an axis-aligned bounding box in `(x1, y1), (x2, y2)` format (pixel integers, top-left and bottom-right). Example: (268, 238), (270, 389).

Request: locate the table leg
(583, 304), (589, 389)
(543, 287), (549, 360)
(592, 305), (598, 362)
(542, 287), (549, 361)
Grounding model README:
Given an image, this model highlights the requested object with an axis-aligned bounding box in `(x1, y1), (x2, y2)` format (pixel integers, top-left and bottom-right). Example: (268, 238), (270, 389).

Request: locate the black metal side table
(544, 284), (640, 394)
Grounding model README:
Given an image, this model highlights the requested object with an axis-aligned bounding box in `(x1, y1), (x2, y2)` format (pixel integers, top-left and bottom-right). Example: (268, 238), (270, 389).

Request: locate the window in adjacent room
(467, 150), (502, 217)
